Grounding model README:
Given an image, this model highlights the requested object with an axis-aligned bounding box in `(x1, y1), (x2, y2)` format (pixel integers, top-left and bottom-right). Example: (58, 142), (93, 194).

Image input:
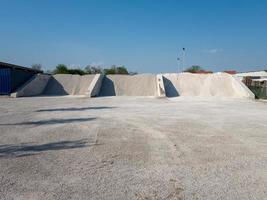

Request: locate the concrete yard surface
(0, 96), (267, 199)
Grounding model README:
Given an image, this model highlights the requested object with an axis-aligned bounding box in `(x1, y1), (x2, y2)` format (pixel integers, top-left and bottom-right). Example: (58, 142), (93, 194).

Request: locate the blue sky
(0, 0), (267, 73)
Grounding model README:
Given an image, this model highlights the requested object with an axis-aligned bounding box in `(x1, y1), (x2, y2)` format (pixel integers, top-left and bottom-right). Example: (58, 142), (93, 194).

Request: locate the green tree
(53, 64), (69, 74)
(116, 66), (128, 74)
(68, 68), (86, 75)
(85, 65), (103, 74)
(104, 65), (129, 75)
(31, 64), (42, 71)
(84, 65), (92, 74)
(184, 65), (203, 73)
(52, 64), (131, 75)
(104, 65), (116, 74)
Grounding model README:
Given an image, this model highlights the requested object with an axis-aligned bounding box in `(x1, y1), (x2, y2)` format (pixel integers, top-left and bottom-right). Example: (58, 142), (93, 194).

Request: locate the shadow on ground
(0, 139), (97, 158)
(35, 106), (115, 112)
(0, 117), (96, 126)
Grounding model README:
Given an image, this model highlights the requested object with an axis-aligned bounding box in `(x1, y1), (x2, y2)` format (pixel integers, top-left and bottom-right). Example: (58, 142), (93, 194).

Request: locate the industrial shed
(0, 62), (42, 95)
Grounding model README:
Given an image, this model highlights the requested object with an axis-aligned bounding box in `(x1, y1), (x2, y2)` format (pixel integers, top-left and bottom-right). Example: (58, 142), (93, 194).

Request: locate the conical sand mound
(99, 74), (157, 96)
(163, 73), (254, 98)
(43, 74), (95, 96)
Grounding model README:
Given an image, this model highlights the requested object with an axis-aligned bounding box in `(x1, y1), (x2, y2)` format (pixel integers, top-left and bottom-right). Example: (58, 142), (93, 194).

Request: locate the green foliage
(104, 65), (116, 74)
(84, 65), (103, 74)
(31, 64), (42, 71)
(184, 65), (203, 73)
(53, 64), (69, 74)
(84, 65), (92, 74)
(68, 68), (86, 75)
(116, 66), (128, 74)
(104, 65), (128, 75)
(52, 64), (131, 75)
(54, 64), (85, 75)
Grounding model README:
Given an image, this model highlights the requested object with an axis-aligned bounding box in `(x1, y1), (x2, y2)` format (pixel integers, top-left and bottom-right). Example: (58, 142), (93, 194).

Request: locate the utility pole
(177, 48), (186, 73)
(182, 47), (186, 72)
(177, 57), (180, 73)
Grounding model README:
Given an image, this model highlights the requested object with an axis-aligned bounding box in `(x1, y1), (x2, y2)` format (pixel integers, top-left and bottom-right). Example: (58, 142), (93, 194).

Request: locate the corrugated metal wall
(243, 77), (267, 99)
(249, 84), (267, 99)
(0, 67), (36, 95)
(0, 68), (11, 95)
(11, 69), (35, 91)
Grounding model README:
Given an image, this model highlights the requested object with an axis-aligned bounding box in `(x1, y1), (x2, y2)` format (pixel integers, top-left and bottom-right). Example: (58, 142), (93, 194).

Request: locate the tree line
(31, 63), (207, 75)
(31, 64), (137, 75)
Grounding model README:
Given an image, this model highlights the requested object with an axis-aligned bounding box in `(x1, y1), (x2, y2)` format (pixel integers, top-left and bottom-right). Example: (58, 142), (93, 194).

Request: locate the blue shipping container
(0, 68), (11, 95)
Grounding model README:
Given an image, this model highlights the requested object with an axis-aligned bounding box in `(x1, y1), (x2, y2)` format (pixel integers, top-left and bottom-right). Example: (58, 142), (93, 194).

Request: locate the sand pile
(163, 72), (254, 98)
(99, 74), (157, 96)
(43, 74), (95, 95)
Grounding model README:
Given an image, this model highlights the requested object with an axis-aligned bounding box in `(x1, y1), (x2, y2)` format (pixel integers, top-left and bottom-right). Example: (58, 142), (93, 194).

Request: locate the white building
(235, 70), (267, 80)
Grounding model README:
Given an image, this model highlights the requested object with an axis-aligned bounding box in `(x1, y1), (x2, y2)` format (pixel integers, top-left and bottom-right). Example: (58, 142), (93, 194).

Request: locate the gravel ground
(0, 96), (267, 200)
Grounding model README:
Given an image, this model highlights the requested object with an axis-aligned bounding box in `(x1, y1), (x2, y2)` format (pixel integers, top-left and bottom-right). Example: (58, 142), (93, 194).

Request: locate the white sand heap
(99, 74), (157, 96)
(43, 74), (95, 95)
(10, 72), (254, 98)
(163, 72), (254, 98)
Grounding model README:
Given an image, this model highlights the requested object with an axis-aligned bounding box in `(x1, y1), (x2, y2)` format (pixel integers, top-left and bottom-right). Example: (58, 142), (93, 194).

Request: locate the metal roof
(252, 78), (267, 82)
(0, 61), (43, 73)
(235, 70), (267, 77)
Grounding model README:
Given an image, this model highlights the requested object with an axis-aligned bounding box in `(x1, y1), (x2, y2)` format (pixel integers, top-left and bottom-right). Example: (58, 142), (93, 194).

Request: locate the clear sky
(0, 0), (267, 73)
